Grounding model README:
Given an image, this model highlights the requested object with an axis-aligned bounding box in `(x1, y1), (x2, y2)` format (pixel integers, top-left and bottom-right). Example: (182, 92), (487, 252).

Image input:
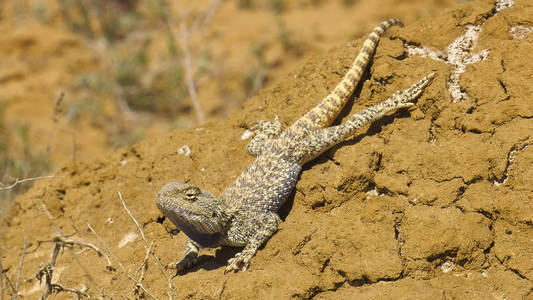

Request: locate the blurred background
(0, 0), (461, 204)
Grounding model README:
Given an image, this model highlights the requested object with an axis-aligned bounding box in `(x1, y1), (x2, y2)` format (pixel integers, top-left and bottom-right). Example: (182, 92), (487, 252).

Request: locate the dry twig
(87, 222), (158, 299)
(36, 241), (90, 299)
(33, 235), (112, 267)
(164, 0), (223, 125)
(0, 175), (59, 191)
(0, 257), (4, 300)
(162, 0), (224, 125)
(118, 192), (147, 245)
(197, 0), (223, 33)
(0, 259), (16, 298)
(178, 15), (205, 125)
(31, 232), (112, 299)
(118, 191), (174, 299)
(52, 91), (65, 124)
(13, 238), (27, 300)
(152, 251), (173, 300)
(50, 91), (77, 161)
(135, 241), (153, 295)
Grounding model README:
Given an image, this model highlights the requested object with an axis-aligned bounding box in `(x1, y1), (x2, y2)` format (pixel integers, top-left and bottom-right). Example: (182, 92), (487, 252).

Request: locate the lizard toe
(166, 256), (198, 272)
(224, 252), (249, 273)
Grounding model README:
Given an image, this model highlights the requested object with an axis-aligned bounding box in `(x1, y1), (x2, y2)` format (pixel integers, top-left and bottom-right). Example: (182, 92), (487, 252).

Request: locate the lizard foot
(393, 72), (436, 109)
(246, 115), (282, 156)
(224, 251), (252, 273)
(165, 254), (198, 272)
(249, 115), (282, 137)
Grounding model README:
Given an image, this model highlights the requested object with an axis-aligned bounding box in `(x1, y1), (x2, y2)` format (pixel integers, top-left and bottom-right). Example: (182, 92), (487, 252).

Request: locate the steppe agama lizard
(156, 19), (434, 273)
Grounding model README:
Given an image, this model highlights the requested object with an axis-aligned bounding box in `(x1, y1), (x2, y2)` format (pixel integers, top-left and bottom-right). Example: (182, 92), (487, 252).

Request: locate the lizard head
(156, 182), (226, 247)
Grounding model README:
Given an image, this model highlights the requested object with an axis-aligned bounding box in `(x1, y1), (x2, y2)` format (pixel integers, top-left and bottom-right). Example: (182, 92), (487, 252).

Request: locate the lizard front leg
(225, 212), (281, 273)
(166, 238), (200, 272)
(246, 116), (282, 156)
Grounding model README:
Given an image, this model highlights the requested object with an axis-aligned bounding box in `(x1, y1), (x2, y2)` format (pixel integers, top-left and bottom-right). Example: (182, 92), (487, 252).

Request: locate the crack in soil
(491, 140), (531, 186)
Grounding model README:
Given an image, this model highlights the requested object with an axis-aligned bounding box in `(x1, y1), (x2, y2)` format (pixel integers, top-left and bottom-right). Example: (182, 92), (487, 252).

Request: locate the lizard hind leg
(338, 71), (435, 137)
(298, 72), (435, 164)
(289, 19), (403, 134)
(246, 115), (282, 156)
(392, 72), (435, 108)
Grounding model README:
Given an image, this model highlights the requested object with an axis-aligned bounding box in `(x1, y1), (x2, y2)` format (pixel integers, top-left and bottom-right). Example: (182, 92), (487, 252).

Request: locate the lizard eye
(183, 187), (200, 201)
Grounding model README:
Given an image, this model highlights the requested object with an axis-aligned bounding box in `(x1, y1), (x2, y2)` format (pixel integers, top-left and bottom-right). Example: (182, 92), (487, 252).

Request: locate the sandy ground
(1, 0), (533, 299)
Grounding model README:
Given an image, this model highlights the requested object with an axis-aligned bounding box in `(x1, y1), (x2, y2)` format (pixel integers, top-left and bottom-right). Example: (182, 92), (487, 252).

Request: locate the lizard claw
(248, 116), (282, 136)
(224, 252), (251, 273)
(165, 255), (198, 273)
(388, 72), (436, 109)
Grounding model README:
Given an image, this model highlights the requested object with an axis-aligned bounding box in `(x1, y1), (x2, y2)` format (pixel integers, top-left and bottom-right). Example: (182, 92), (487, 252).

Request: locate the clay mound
(1, 0), (532, 298)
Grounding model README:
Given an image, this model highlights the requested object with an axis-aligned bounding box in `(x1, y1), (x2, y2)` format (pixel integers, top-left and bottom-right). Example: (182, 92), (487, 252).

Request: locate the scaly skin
(156, 19), (435, 273)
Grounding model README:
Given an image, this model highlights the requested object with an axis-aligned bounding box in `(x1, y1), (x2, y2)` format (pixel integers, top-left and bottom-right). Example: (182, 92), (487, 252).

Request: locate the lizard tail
(290, 18), (403, 132)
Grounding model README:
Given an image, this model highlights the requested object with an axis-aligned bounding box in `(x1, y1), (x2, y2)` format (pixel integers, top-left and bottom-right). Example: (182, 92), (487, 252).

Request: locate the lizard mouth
(156, 195), (203, 220)
(156, 196), (222, 248)
(156, 195), (222, 233)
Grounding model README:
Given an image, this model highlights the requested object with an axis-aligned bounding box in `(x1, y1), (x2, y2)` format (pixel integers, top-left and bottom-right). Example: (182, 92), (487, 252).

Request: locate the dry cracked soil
(1, 0), (533, 299)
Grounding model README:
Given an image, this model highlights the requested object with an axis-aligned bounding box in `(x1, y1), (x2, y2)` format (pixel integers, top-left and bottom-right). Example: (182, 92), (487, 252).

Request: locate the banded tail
(289, 19), (403, 133)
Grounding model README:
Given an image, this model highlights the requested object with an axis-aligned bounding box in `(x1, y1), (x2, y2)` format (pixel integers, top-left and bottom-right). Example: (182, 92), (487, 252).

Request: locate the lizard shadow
(343, 108), (412, 147)
(305, 103), (413, 168)
(277, 68), (375, 218)
(279, 107), (413, 215)
(173, 248), (241, 276)
(178, 241), (286, 275)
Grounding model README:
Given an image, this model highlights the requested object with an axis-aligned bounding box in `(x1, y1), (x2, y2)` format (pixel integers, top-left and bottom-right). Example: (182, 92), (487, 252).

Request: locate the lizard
(156, 18), (435, 273)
